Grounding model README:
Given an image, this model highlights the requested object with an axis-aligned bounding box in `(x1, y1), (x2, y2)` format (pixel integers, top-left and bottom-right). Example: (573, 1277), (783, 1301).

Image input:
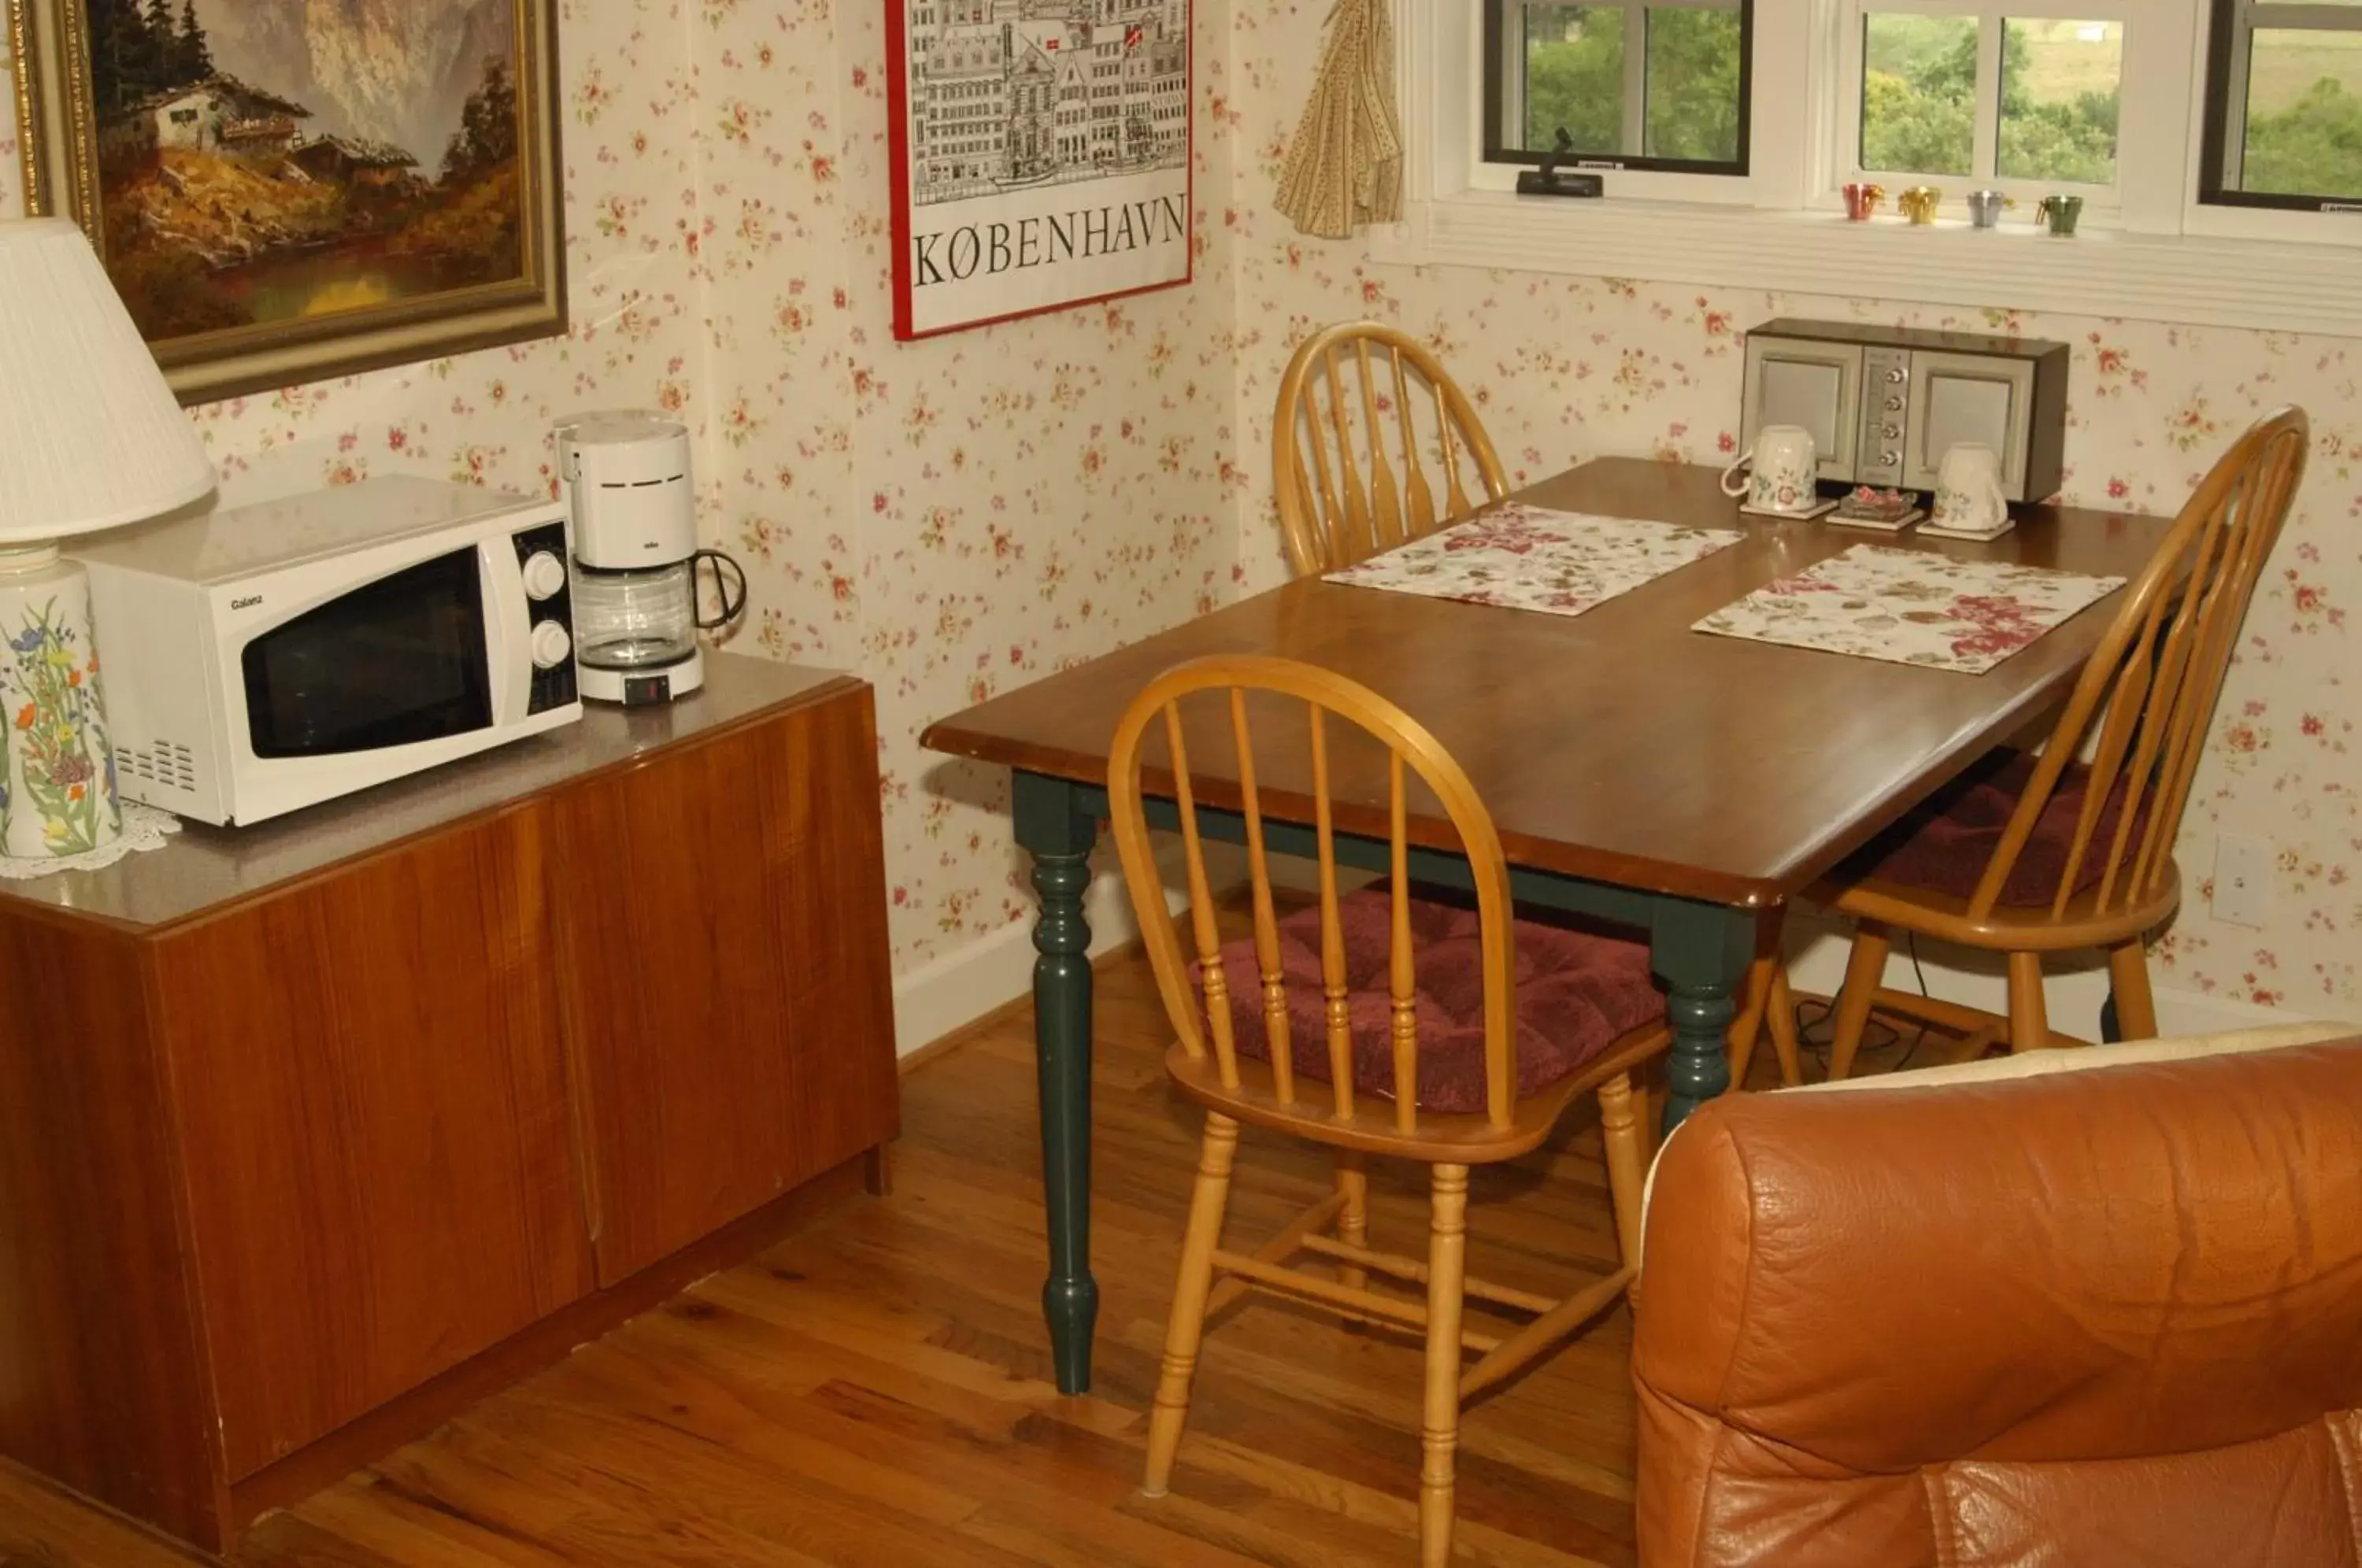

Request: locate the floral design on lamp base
(0, 553), (120, 859)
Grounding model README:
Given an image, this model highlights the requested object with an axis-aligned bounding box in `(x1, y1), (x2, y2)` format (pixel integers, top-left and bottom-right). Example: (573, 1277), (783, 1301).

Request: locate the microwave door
(239, 547), (495, 760)
(1903, 353), (2037, 495)
(1742, 338), (1861, 482)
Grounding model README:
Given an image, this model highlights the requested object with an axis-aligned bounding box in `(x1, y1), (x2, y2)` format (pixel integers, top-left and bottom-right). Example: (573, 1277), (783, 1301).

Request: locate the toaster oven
(1739, 320), (2071, 503)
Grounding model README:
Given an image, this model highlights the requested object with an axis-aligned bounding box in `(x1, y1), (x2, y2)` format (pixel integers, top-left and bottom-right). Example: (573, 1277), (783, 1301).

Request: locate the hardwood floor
(0, 930), (1820, 1568)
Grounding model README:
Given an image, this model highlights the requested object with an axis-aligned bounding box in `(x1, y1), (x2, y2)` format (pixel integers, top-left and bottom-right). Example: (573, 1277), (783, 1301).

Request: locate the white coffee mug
(1721, 426), (1820, 513)
(1933, 443), (2009, 531)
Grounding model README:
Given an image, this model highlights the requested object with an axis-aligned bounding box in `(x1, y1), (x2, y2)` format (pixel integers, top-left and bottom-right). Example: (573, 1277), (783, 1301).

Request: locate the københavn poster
(888, 0), (1191, 340)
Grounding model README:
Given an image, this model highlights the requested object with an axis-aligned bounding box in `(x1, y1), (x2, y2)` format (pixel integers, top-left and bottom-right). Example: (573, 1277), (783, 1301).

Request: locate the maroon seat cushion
(1846, 749), (2142, 907)
(1194, 889), (1663, 1115)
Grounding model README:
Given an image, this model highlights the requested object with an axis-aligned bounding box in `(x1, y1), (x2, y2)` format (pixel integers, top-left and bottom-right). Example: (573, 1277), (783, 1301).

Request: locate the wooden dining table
(921, 457), (2173, 1396)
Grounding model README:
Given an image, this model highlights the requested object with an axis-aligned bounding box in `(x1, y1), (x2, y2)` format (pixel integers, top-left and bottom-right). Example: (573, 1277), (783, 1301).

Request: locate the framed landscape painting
(887, 0), (1192, 340)
(7, 0), (563, 404)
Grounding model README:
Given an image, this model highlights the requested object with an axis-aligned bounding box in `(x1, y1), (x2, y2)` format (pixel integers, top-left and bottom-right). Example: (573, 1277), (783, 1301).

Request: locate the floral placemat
(1692, 545), (2127, 675)
(1326, 503), (1744, 619)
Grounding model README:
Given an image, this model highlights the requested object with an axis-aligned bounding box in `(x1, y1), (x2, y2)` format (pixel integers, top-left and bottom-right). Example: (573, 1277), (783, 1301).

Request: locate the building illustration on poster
(890, 0), (1193, 338)
(907, 0), (1187, 203)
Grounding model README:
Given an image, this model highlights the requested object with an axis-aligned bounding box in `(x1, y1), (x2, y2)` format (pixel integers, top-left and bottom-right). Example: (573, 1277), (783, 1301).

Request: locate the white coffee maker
(556, 412), (747, 706)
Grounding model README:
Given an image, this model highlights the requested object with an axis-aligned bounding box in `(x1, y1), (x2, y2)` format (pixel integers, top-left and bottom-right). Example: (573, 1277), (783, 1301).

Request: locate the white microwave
(1740, 320), (2071, 502)
(76, 476), (582, 827)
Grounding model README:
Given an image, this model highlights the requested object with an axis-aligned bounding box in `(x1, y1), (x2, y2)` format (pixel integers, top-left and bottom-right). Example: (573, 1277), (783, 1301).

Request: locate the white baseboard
(893, 839), (1231, 1060)
(892, 872), (1172, 1058)
(1777, 910), (2338, 1040)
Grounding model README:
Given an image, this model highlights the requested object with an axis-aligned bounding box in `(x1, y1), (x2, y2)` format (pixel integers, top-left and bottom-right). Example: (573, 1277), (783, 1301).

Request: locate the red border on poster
(887, 2), (1194, 342)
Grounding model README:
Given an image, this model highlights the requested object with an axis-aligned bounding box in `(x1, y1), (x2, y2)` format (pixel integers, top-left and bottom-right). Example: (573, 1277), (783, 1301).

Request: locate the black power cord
(1753, 934), (1943, 1082)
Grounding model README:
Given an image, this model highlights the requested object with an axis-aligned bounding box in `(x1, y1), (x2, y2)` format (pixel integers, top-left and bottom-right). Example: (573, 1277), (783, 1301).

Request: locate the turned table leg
(1653, 898), (1755, 1134)
(1013, 771), (1101, 1396)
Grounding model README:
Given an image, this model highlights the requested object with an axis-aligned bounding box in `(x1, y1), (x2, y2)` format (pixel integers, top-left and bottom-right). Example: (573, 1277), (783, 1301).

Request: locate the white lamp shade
(0, 219), (217, 540)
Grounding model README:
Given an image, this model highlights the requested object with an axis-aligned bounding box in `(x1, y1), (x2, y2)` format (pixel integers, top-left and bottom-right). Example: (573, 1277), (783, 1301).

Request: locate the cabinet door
(550, 682), (899, 1285)
(155, 804), (593, 1480)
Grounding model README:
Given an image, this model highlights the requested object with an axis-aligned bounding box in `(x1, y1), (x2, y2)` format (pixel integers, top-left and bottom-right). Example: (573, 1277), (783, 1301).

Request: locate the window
(1412, 0), (2356, 333)
(1843, 7), (2130, 206)
(1483, 0), (1754, 175)
(2200, 0), (2362, 209)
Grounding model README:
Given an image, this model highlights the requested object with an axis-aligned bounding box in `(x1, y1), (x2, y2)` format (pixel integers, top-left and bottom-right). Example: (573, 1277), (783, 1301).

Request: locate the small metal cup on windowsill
(2038, 194), (2085, 236)
(1968, 189), (2012, 229)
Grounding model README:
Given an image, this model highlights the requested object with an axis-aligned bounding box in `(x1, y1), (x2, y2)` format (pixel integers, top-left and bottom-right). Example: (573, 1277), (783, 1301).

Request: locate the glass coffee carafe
(572, 551), (746, 679)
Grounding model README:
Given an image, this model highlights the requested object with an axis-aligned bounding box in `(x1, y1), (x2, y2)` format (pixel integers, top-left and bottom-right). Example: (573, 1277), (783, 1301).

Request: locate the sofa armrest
(1797, 1020), (2357, 1096)
(1637, 1021), (2359, 1278)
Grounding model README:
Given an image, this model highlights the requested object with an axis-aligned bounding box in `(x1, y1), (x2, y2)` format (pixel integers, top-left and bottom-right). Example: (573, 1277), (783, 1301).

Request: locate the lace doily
(0, 802), (181, 880)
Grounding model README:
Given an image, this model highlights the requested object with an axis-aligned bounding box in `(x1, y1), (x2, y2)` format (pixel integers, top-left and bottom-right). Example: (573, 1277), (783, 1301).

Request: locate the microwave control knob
(521, 550), (568, 601)
(530, 619), (574, 671)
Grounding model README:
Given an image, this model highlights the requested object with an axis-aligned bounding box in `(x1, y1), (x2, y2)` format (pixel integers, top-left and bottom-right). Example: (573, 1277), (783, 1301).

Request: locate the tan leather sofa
(1633, 1023), (2362, 1566)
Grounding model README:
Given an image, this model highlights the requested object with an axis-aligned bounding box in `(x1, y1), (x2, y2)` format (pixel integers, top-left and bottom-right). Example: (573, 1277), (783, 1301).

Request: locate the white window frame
(2188, 0), (2362, 242)
(1375, 0), (2362, 337)
(1826, 2), (2152, 227)
(1480, 0), (1757, 203)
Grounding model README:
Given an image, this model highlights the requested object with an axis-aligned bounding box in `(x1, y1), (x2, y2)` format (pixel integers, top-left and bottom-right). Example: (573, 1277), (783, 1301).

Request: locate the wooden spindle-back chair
(1109, 655), (1669, 1568)
(1273, 323), (1510, 576)
(1819, 408), (2312, 1076)
(1272, 324), (1801, 1096)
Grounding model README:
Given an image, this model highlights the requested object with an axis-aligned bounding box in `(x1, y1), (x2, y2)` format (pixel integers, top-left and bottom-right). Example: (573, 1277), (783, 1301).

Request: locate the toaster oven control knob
(1884, 368), (1908, 384)
(1884, 395), (1905, 412)
(1881, 449), (1902, 467)
(1880, 423), (1902, 439)
(521, 550), (569, 601)
(530, 619), (574, 671)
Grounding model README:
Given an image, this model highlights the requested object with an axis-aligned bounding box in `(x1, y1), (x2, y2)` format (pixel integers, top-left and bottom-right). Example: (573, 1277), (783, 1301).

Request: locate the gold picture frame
(7, 0), (565, 405)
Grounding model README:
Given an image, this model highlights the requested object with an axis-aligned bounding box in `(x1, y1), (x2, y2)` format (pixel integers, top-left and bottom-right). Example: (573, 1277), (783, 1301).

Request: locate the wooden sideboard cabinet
(0, 656), (899, 1554)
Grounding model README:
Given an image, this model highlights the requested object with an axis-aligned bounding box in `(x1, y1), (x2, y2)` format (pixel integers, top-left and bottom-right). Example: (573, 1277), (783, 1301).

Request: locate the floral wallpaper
(1, 0), (1242, 980)
(1225, 0), (2360, 1014)
(691, 0), (1239, 970)
(3, 2), (709, 508)
(3, 0), (2351, 1015)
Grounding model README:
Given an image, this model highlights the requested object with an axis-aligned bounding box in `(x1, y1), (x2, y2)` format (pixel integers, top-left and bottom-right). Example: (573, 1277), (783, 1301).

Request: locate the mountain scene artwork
(10, 0), (562, 399)
(76, 0), (516, 332)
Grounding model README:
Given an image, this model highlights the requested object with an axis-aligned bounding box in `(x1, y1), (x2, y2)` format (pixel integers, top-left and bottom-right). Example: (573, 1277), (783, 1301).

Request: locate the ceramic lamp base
(0, 545), (121, 859)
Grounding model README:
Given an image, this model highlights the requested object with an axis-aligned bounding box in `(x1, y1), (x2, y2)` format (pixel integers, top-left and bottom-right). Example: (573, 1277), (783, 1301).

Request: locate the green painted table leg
(1652, 899), (1755, 1133)
(1013, 771), (1100, 1396)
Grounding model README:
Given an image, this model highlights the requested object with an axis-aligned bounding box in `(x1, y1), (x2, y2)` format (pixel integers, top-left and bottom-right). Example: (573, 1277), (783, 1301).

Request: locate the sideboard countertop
(1, 653), (850, 931)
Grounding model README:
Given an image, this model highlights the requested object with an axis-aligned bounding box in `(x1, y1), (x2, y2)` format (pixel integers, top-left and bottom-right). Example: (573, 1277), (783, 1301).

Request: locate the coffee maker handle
(692, 549), (749, 631)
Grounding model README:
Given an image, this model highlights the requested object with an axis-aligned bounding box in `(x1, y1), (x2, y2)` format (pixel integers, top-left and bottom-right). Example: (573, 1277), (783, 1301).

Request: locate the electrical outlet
(2213, 834), (2273, 930)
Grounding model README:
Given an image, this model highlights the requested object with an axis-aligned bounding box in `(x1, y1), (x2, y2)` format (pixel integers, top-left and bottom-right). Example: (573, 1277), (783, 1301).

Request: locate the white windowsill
(1367, 191), (2362, 340)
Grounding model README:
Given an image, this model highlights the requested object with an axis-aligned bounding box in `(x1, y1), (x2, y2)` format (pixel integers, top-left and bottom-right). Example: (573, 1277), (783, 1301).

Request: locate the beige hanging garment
(1273, 0), (1405, 240)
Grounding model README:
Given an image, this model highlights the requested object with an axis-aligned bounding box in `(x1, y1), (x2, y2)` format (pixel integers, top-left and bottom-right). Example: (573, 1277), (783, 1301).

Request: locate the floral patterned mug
(1721, 426), (1820, 513)
(1933, 442), (2010, 533)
